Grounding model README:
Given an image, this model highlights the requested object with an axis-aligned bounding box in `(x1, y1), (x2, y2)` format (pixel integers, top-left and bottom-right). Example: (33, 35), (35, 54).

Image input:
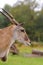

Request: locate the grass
(0, 54), (43, 65)
(0, 42), (43, 65)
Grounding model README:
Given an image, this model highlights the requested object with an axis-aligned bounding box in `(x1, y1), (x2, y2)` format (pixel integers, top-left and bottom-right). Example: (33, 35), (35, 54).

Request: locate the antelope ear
(18, 23), (24, 26)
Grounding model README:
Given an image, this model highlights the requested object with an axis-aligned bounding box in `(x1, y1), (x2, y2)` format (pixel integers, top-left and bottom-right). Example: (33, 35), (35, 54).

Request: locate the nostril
(30, 41), (31, 43)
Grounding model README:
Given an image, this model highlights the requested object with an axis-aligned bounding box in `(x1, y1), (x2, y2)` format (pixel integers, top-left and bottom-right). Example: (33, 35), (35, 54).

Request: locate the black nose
(29, 41), (32, 45)
(30, 41), (31, 43)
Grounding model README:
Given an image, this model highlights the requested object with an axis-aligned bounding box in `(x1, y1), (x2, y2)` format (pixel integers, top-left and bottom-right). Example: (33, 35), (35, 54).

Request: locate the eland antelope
(0, 8), (31, 62)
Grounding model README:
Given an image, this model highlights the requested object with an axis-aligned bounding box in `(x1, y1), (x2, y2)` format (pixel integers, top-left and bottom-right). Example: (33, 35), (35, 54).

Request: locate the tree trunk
(32, 49), (43, 56)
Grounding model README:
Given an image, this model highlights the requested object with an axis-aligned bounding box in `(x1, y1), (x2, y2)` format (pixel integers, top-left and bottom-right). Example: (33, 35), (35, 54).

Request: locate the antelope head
(13, 25), (31, 46)
(0, 8), (31, 46)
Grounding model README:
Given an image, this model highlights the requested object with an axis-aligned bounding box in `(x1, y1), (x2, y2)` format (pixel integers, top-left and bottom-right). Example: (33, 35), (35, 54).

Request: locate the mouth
(26, 41), (31, 46)
(24, 42), (31, 46)
(27, 42), (31, 46)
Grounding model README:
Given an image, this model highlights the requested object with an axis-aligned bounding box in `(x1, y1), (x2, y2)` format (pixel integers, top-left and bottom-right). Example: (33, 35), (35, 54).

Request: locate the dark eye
(21, 29), (25, 32)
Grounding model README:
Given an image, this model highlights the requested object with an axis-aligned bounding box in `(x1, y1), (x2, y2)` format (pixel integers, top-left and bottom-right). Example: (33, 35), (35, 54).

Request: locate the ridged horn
(0, 8), (19, 25)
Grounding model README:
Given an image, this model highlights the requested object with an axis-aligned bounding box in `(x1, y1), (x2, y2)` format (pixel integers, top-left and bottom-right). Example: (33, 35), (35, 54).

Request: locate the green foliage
(0, 13), (10, 28)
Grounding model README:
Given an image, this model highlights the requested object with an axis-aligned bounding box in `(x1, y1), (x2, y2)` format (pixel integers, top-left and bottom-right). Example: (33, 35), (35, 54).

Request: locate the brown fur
(0, 25), (15, 52)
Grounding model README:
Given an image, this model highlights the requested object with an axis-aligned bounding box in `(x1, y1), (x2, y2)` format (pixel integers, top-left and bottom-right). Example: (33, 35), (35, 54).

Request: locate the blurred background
(0, 0), (43, 65)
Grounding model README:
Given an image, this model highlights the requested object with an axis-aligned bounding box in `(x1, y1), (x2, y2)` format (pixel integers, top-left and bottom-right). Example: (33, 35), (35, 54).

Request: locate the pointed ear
(18, 23), (24, 26)
(20, 23), (23, 26)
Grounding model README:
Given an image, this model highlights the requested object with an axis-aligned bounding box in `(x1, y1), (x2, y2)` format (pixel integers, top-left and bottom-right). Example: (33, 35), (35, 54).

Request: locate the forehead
(17, 26), (25, 30)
